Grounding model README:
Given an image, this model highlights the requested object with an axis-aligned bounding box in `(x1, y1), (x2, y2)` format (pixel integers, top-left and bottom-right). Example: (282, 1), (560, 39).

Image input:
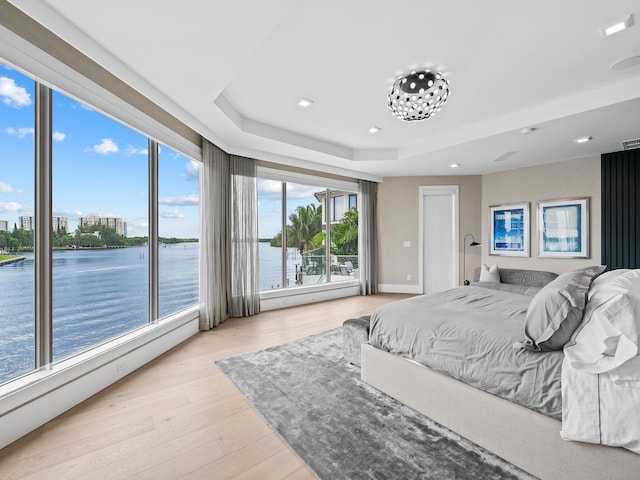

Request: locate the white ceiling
(9, 0), (640, 179)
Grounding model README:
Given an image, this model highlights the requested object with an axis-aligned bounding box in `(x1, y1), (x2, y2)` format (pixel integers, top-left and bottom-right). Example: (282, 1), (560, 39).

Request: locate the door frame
(418, 185), (459, 294)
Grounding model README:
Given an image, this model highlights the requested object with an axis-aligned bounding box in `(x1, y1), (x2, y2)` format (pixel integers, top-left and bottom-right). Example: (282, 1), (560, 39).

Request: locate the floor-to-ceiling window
(257, 178), (284, 291)
(257, 168), (359, 294)
(52, 90), (150, 361)
(0, 65), (36, 384)
(286, 181), (325, 287)
(329, 190), (359, 284)
(0, 59), (200, 387)
(158, 144), (199, 318)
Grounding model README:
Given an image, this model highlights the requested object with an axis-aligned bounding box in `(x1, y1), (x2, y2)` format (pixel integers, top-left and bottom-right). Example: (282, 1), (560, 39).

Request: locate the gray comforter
(369, 286), (563, 419)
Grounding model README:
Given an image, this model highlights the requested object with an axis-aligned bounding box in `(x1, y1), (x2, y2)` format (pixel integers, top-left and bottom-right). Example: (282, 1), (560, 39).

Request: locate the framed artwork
(489, 203), (530, 256)
(538, 197), (589, 258)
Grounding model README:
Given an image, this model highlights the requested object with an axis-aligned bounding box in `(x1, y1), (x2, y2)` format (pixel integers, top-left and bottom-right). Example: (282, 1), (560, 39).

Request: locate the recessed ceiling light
(297, 98), (314, 108)
(368, 126), (381, 134)
(601, 14), (634, 37)
(574, 136), (592, 144)
(449, 163), (461, 168)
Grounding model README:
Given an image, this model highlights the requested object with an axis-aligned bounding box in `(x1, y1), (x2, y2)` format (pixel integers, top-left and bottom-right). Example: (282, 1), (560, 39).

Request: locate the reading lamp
(463, 233), (482, 285)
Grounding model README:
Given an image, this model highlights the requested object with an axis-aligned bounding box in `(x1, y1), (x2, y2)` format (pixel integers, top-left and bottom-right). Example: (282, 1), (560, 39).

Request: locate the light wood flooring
(0, 293), (411, 480)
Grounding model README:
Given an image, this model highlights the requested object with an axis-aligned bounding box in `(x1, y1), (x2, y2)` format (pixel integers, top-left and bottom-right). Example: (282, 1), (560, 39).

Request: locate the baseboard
(378, 284), (423, 294)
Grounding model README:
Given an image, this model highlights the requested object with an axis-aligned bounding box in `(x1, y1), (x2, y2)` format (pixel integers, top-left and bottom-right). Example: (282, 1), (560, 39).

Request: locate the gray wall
(377, 155), (602, 289)
(481, 155), (601, 273)
(377, 175), (482, 289)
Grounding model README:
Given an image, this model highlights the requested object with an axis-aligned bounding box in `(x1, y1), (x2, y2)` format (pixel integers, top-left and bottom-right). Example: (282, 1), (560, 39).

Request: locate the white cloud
(286, 183), (322, 199)
(0, 201), (28, 213)
(125, 219), (148, 237)
(53, 208), (82, 219)
(125, 144), (148, 156)
(185, 160), (200, 180)
(52, 131), (66, 142)
(0, 76), (32, 108)
(159, 194), (199, 206)
(161, 208), (185, 219)
(92, 138), (119, 154)
(0, 181), (22, 193)
(6, 127), (34, 139)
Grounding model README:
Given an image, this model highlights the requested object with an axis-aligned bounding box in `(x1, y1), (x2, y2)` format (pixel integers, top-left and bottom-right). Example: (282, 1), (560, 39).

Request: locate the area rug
(216, 328), (536, 480)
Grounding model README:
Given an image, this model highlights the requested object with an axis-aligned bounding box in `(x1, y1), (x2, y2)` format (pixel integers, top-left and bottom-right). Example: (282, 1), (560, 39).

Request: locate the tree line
(0, 224), (196, 252)
(270, 204), (358, 256)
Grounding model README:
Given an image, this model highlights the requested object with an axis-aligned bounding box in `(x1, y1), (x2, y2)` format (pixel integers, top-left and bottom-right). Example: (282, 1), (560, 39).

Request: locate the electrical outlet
(406, 274), (412, 281)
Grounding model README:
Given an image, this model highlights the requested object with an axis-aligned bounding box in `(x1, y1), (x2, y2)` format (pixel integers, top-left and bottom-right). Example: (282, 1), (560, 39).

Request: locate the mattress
(369, 286), (563, 419)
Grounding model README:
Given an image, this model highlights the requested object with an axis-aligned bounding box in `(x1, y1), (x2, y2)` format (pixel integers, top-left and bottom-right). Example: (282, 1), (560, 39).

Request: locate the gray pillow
(522, 265), (606, 351)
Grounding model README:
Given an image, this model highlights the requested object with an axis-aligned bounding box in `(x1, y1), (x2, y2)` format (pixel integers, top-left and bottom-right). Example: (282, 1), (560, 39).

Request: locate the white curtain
(359, 179), (378, 295)
(199, 141), (260, 329)
(199, 140), (231, 329)
(229, 155), (260, 317)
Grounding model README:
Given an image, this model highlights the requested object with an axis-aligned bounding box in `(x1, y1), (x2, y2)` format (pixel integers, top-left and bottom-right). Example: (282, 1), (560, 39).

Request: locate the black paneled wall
(601, 149), (640, 269)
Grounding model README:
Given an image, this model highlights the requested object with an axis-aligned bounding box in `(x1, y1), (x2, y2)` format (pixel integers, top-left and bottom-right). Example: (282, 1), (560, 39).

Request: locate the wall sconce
(463, 233), (482, 285)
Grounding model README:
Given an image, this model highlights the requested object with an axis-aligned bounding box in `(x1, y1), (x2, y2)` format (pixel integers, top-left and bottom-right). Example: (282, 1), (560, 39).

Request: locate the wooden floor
(0, 293), (411, 480)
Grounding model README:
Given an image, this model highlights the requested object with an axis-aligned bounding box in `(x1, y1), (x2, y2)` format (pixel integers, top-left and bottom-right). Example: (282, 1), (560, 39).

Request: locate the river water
(0, 243), (198, 384)
(0, 242), (320, 385)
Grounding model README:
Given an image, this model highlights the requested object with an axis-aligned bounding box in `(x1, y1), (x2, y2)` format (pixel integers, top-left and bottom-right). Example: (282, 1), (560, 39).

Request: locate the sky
(0, 64), (199, 239)
(0, 62), (351, 242)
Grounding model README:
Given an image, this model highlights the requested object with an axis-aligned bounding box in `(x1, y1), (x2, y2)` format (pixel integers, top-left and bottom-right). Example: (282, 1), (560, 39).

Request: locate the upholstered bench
(342, 315), (370, 367)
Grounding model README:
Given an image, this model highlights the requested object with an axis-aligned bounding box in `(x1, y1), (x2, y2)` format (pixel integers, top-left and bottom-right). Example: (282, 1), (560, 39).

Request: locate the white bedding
(561, 269), (640, 454)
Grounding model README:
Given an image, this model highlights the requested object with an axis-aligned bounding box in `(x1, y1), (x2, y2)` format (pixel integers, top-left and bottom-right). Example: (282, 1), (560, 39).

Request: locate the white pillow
(479, 264), (500, 283)
(564, 269), (640, 373)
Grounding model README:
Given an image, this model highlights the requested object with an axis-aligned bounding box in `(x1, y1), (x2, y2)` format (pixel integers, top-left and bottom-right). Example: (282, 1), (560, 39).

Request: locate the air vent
(622, 138), (640, 150)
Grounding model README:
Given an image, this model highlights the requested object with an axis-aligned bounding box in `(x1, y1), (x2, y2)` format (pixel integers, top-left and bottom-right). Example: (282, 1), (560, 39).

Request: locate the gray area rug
(216, 328), (537, 480)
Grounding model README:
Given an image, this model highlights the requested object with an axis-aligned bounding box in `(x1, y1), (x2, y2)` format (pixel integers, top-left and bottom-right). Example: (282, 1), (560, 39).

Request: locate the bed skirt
(361, 344), (640, 480)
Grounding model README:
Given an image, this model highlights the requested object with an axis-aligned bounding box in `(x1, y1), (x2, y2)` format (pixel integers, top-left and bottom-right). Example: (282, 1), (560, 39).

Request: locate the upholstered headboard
(473, 267), (557, 287)
(471, 267), (558, 296)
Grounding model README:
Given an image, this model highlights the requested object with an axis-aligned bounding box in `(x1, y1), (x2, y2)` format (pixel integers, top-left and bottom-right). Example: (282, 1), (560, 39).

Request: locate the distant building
(0, 220), (8, 232)
(19, 216), (33, 231)
(53, 216), (68, 233)
(18, 216), (69, 232)
(79, 215), (127, 236)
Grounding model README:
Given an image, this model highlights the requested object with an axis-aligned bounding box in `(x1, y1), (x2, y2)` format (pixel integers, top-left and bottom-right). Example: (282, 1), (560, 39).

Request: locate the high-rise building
(0, 220), (8, 232)
(19, 216), (33, 231)
(53, 216), (68, 232)
(18, 216), (69, 232)
(79, 215), (127, 236)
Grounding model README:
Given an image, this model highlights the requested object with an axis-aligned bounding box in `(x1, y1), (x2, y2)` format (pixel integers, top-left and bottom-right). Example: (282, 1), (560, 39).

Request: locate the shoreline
(0, 256), (26, 266)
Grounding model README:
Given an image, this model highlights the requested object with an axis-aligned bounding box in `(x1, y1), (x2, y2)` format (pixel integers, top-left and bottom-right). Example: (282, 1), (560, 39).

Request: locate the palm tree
(288, 204), (322, 255)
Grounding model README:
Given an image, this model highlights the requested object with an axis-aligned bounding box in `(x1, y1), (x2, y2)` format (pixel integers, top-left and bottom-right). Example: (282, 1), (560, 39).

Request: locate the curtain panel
(199, 140), (231, 329)
(359, 179), (378, 295)
(229, 155), (260, 317)
(199, 140), (260, 330)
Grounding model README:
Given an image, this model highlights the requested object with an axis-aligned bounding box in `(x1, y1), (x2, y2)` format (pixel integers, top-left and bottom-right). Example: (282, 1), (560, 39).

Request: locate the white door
(420, 186), (459, 293)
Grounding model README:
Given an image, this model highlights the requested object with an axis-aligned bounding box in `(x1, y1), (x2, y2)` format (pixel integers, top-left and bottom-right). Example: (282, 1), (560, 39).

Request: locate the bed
(361, 267), (640, 480)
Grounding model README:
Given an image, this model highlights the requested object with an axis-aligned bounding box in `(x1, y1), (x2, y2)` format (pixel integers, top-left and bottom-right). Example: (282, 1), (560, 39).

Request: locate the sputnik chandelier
(387, 70), (450, 122)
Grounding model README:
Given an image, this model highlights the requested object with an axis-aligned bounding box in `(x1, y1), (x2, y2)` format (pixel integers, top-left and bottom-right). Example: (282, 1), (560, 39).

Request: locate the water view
(0, 243), (198, 384)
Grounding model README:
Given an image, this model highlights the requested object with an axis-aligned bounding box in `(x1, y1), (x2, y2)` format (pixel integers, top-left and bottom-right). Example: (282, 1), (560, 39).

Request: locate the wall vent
(622, 138), (640, 150)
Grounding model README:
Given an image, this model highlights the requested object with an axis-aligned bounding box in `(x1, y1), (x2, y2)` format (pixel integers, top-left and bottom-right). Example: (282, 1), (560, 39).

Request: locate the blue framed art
(489, 203), (530, 257)
(538, 197), (589, 258)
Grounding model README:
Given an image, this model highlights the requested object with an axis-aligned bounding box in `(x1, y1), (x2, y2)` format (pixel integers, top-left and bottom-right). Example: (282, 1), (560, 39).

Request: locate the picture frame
(489, 203), (530, 256)
(538, 197), (589, 258)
